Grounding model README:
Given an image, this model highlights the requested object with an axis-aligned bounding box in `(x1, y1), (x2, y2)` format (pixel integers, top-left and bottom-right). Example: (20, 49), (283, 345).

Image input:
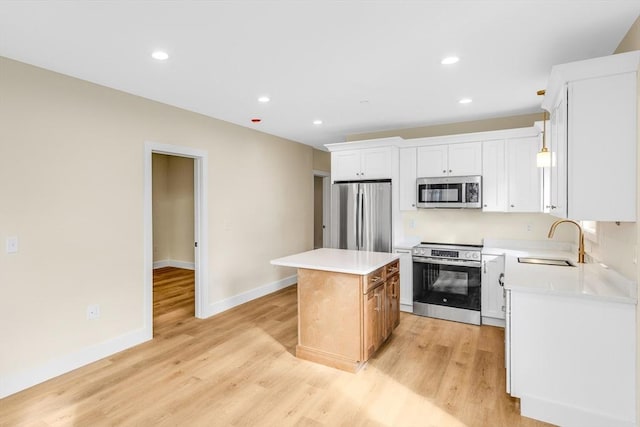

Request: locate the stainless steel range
(412, 242), (482, 325)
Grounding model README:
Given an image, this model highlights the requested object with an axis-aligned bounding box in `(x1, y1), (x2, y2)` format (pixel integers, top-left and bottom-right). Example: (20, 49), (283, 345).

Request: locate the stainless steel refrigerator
(331, 180), (392, 253)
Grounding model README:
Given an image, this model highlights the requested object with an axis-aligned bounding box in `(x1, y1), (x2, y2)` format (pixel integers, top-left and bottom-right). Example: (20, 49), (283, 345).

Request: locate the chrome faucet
(547, 219), (585, 263)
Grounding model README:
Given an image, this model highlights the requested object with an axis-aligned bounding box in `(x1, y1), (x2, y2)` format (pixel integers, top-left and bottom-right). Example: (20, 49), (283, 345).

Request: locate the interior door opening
(313, 171), (330, 249)
(152, 154), (195, 335)
(144, 142), (209, 340)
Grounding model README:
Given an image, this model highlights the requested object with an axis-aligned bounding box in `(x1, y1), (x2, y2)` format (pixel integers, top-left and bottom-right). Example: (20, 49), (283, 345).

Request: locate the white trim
(0, 328), (149, 399)
(201, 275), (297, 318)
(144, 141), (209, 334)
(153, 260), (196, 270)
(312, 169), (330, 177)
(481, 317), (506, 328)
(520, 393), (635, 427)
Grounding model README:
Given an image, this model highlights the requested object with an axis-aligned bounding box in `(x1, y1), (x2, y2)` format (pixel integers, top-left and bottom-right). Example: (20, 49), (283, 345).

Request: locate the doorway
(152, 153), (195, 334)
(313, 170), (330, 249)
(144, 142), (209, 340)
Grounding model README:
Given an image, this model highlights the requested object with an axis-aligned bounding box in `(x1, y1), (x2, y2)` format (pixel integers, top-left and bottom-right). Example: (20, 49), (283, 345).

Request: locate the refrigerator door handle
(359, 188), (365, 249)
(356, 190), (361, 250)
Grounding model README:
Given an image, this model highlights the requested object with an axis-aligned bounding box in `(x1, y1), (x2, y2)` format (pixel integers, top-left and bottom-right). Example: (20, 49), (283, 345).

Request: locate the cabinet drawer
(366, 267), (386, 293)
(386, 260), (400, 277)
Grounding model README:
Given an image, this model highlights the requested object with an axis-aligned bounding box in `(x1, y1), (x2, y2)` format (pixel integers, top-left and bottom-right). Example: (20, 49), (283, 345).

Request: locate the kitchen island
(271, 248), (400, 372)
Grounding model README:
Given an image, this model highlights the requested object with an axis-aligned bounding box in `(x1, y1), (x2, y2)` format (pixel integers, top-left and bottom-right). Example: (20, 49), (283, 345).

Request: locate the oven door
(413, 257), (481, 311)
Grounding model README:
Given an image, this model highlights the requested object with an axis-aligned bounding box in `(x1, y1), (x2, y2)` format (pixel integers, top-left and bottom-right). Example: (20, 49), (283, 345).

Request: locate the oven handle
(412, 256), (481, 268)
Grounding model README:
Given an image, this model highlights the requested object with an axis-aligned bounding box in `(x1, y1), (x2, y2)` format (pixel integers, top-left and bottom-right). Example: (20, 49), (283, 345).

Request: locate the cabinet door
(482, 140), (507, 212)
(417, 145), (448, 177)
(399, 148), (417, 210)
(386, 274), (400, 332)
(360, 147), (392, 179)
(506, 136), (541, 213)
(481, 254), (506, 320)
(395, 249), (413, 311)
(363, 284), (385, 359)
(448, 142), (482, 176)
(548, 88), (568, 218)
(568, 72), (636, 221)
(332, 151), (361, 181)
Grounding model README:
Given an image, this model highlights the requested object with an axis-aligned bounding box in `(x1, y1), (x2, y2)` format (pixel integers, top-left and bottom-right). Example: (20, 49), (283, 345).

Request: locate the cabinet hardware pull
(483, 261), (486, 274)
(498, 273), (505, 287)
(442, 169), (446, 173)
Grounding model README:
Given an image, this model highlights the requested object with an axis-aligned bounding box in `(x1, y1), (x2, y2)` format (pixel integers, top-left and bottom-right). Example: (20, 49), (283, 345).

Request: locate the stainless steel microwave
(416, 175), (482, 209)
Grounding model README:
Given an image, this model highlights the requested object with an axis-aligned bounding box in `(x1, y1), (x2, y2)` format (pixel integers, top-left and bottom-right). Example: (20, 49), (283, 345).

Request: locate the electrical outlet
(526, 224), (532, 232)
(87, 304), (100, 320)
(6, 236), (18, 253)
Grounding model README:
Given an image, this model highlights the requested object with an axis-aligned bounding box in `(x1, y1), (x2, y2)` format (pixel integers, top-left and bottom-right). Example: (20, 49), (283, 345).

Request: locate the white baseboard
(0, 328), (150, 399)
(481, 316), (506, 328)
(521, 394), (635, 427)
(1, 274), (296, 399)
(202, 274), (297, 318)
(400, 303), (413, 313)
(153, 259), (195, 270)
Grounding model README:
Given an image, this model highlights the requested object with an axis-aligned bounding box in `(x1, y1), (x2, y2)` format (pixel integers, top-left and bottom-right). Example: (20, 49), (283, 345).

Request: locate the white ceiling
(1, 1), (638, 149)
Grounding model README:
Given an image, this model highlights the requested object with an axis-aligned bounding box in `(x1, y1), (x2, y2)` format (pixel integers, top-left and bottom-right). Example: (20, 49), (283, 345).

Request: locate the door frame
(144, 141), (209, 338)
(313, 170), (331, 248)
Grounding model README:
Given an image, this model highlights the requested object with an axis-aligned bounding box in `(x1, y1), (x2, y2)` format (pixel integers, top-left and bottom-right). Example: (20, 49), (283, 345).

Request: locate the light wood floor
(2, 268), (552, 427)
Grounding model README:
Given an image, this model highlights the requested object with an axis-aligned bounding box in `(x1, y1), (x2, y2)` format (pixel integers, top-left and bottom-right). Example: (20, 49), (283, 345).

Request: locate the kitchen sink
(517, 257), (575, 267)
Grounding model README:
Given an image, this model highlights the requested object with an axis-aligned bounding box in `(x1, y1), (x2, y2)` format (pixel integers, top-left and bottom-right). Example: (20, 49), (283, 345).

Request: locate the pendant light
(536, 90), (551, 168)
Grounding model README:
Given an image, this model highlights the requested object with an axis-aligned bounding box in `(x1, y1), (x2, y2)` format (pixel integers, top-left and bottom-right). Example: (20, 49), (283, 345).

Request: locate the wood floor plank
(1, 267), (553, 427)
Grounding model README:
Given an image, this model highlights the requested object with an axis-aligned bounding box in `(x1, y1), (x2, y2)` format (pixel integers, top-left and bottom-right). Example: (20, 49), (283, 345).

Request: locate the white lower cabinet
(506, 289), (636, 427)
(394, 248), (413, 312)
(481, 253), (505, 326)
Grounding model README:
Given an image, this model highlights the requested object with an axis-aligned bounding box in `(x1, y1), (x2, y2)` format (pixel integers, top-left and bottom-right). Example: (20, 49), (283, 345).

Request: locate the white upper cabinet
(542, 51), (639, 221)
(331, 147), (392, 181)
(506, 136), (542, 213)
(399, 147), (417, 211)
(482, 139), (507, 212)
(482, 136), (541, 213)
(417, 141), (481, 178)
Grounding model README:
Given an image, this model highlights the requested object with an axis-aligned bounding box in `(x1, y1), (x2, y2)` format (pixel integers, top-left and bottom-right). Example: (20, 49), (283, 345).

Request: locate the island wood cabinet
(296, 259), (400, 372)
(331, 147), (393, 182)
(416, 141), (481, 178)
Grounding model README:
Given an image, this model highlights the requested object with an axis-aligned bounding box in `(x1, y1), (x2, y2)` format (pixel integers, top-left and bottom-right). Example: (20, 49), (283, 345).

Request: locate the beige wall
(0, 57), (312, 389)
(152, 154), (195, 265)
(347, 113), (541, 141)
(313, 148), (331, 172)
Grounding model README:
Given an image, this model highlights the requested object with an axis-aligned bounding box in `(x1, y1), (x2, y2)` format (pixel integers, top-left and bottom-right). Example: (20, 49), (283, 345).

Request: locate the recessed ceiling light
(258, 96), (270, 103)
(459, 98), (473, 104)
(441, 56), (459, 65)
(151, 50), (169, 61)
(313, 120), (323, 125)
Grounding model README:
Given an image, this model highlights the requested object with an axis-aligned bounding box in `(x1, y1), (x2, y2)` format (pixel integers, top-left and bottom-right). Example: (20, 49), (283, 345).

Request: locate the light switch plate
(6, 237), (18, 253)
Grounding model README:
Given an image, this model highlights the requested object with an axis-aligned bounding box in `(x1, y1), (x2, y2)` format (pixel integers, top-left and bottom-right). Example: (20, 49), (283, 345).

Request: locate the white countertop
(485, 243), (637, 304)
(271, 248), (399, 275)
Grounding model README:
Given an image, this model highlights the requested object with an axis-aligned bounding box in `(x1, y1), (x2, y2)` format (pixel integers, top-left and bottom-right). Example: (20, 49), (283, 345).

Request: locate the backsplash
(401, 210), (576, 246)
(586, 222), (637, 280)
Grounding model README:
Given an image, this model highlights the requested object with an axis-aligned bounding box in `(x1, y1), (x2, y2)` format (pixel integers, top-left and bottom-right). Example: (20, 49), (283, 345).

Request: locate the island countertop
(270, 248), (399, 275)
